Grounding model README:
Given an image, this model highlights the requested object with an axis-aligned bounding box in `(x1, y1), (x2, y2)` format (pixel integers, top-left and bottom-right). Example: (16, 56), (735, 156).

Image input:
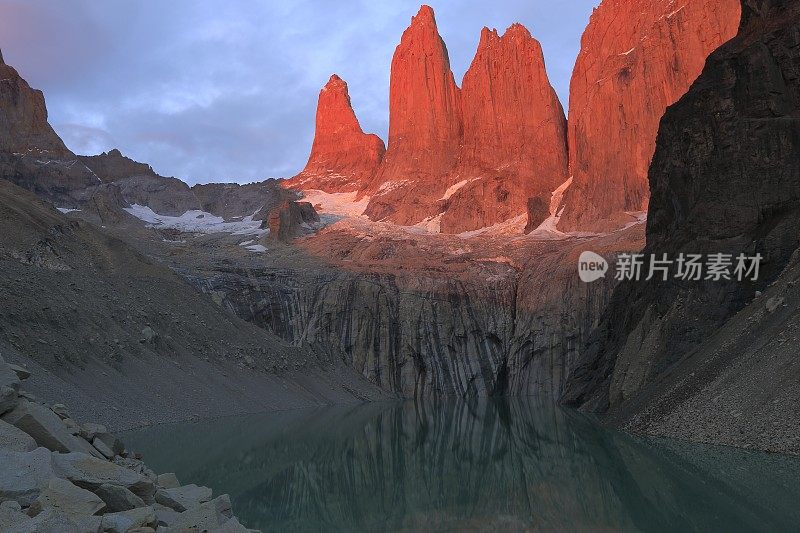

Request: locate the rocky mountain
(563, 0), (800, 454)
(361, 5), (463, 226)
(0, 49), (100, 206)
(440, 24), (568, 234)
(285, 75), (385, 193)
(80, 149), (201, 217)
(0, 179), (386, 431)
(557, 0), (741, 232)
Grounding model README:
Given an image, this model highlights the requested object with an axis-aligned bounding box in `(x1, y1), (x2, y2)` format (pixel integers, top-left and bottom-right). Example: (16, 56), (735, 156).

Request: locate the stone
(154, 484), (212, 512)
(0, 362), (20, 415)
(99, 506), (156, 533)
(0, 386), (18, 417)
(0, 500), (31, 530)
(0, 418), (37, 452)
(28, 477), (106, 519)
(112, 456), (158, 485)
(62, 418), (81, 436)
(51, 404), (69, 419)
(1, 400), (104, 458)
(0, 447), (55, 506)
(94, 483), (145, 512)
(91, 432), (123, 459)
(79, 423), (107, 442)
(441, 24), (568, 234)
(51, 452), (156, 503)
(91, 437), (114, 459)
(265, 200), (320, 243)
(161, 495), (234, 532)
(152, 503), (180, 527)
(285, 75), (385, 193)
(766, 297), (785, 313)
(7, 363), (30, 381)
(558, 0), (741, 232)
(139, 327), (157, 344)
(13, 508), (81, 533)
(362, 5), (463, 225)
(156, 473), (180, 489)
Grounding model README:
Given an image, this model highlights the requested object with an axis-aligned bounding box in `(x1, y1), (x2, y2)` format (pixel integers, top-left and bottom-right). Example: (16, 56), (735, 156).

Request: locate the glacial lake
(123, 399), (800, 532)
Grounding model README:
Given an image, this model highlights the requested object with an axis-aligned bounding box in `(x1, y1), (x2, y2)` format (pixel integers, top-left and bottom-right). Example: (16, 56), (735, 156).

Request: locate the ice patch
(57, 207), (81, 214)
(124, 204), (266, 236)
(245, 244), (267, 253)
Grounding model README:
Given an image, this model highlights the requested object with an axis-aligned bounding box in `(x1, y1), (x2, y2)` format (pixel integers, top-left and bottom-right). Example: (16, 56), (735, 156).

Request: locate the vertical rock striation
(440, 24), (568, 234)
(286, 75), (385, 193)
(362, 5), (463, 225)
(558, 0), (741, 232)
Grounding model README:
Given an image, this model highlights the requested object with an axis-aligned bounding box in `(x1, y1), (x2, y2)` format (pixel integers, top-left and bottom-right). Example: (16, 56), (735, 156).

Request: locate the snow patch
(439, 178), (481, 202)
(124, 204), (266, 236)
(410, 213), (443, 234)
(245, 244), (267, 253)
(300, 190), (370, 218)
(56, 208), (81, 214)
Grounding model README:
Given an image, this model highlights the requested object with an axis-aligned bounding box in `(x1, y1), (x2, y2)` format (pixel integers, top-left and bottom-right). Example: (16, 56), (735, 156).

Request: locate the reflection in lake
(124, 399), (800, 532)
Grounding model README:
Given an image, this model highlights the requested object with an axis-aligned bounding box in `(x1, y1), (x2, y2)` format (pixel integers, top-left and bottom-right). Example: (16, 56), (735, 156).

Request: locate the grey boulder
(100, 506), (156, 533)
(94, 483), (145, 512)
(7, 363), (31, 381)
(52, 452), (156, 503)
(1, 400), (103, 458)
(156, 473), (180, 489)
(28, 477), (106, 519)
(0, 501), (31, 530)
(154, 484), (212, 512)
(13, 508), (81, 533)
(160, 494), (236, 532)
(0, 419), (36, 452)
(0, 447), (55, 506)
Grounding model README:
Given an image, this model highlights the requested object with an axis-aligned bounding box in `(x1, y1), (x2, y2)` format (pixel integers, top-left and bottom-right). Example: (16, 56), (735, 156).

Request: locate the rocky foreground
(0, 355), (257, 532)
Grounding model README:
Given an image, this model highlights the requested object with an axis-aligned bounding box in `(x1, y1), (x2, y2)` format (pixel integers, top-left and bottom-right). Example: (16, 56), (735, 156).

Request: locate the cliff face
(558, 0), (741, 232)
(440, 25), (568, 234)
(0, 50), (99, 205)
(563, 0), (800, 454)
(286, 75), (385, 193)
(361, 5), (463, 225)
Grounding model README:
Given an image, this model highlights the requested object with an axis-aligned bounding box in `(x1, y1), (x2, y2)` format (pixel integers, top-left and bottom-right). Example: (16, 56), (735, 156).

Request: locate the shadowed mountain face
(564, 0), (800, 454)
(124, 399), (800, 532)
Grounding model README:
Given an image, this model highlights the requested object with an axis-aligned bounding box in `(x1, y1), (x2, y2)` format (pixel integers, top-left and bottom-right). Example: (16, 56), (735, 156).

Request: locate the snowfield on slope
(124, 204), (268, 236)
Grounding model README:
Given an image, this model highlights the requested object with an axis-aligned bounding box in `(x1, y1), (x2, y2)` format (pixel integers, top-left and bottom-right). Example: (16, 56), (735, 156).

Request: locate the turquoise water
(123, 399), (800, 532)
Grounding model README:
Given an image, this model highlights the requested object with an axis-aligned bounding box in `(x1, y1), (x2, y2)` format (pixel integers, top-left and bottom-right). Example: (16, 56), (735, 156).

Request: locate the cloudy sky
(0, 0), (598, 184)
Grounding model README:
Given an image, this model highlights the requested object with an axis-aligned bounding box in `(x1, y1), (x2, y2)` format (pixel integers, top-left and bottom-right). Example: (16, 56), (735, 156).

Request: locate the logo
(578, 251), (609, 283)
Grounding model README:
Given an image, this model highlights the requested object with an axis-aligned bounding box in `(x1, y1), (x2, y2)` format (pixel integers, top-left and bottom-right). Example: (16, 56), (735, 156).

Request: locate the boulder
(156, 473), (180, 489)
(0, 386), (18, 417)
(12, 508), (81, 533)
(94, 484), (145, 512)
(7, 363), (30, 381)
(51, 452), (156, 502)
(28, 477), (106, 519)
(62, 418), (81, 436)
(99, 506), (156, 533)
(0, 500), (31, 530)
(0, 419), (37, 452)
(1, 400), (103, 458)
(154, 484), (212, 512)
(152, 503), (180, 528)
(51, 404), (70, 419)
(0, 447), (55, 506)
(161, 495), (235, 532)
(0, 362), (20, 392)
(79, 423), (107, 442)
(92, 432), (124, 459)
